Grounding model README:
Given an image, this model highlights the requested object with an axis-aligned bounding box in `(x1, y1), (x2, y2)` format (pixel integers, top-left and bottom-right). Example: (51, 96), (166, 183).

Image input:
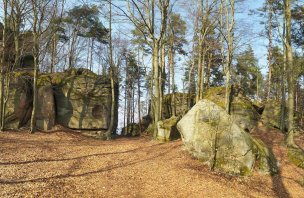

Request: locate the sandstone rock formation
(204, 87), (260, 132)
(157, 116), (180, 141)
(3, 69), (112, 131)
(36, 75), (55, 131)
(53, 69), (111, 130)
(177, 99), (277, 175)
(4, 73), (33, 129)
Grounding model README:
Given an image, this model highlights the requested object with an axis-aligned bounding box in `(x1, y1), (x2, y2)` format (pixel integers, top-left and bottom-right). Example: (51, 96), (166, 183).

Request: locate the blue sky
(0, 0), (270, 76)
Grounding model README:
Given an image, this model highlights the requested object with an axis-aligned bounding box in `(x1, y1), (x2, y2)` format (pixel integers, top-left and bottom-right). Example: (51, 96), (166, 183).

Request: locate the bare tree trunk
(132, 83), (135, 123)
(0, 0), (8, 131)
(196, 37), (203, 103)
(137, 47), (142, 133)
(90, 39), (94, 71)
(256, 70), (259, 99)
(50, 35), (57, 73)
(167, 48), (171, 95)
(206, 52), (212, 89)
(105, 0), (115, 139)
(86, 38), (90, 70)
(285, 0), (296, 147)
(224, 0), (234, 115)
(30, 0), (39, 133)
(68, 30), (77, 69)
(281, 18), (286, 132)
(124, 57), (127, 130)
(159, 41), (165, 120)
(152, 41), (160, 138)
(199, 49), (206, 100)
(170, 47), (176, 117)
(267, 0), (273, 100)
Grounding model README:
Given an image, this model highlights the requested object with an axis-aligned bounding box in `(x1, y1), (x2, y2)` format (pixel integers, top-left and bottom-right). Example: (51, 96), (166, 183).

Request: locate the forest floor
(0, 125), (303, 198)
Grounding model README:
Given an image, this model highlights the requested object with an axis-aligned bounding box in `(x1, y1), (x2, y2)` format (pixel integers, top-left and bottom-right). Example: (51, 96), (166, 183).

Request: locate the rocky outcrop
(36, 75), (55, 131)
(4, 73), (33, 129)
(177, 99), (277, 175)
(3, 69), (112, 132)
(204, 87), (260, 132)
(53, 69), (111, 130)
(157, 116), (180, 142)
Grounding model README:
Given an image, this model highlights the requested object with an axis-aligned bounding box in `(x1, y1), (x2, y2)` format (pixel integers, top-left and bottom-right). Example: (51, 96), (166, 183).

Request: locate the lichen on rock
(53, 68), (111, 130)
(157, 116), (180, 142)
(204, 86), (260, 132)
(177, 99), (278, 175)
(287, 147), (304, 169)
(4, 72), (33, 129)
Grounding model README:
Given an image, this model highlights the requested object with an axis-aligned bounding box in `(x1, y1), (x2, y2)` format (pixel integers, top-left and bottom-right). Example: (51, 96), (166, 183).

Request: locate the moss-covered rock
(157, 116), (180, 142)
(54, 69), (111, 130)
(251, 138), (278, 174)
(36, 75), (55, 131)
(204, 87), (260, 132)
(144, 123), (155, 136)
(3, 69), (111, 131)
(287, 147), (304, 169)
(4, 73), (33, 129)
(177, 99), (278, 175)
(204, 87), (226, 108)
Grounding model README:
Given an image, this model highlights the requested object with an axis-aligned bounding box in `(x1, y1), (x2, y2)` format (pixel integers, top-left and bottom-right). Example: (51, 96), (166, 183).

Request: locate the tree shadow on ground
(0, 142), (164, 165)
(0, 144), (179, 184)
(268, 150), (290, 198)
(254, 127), (290, 198)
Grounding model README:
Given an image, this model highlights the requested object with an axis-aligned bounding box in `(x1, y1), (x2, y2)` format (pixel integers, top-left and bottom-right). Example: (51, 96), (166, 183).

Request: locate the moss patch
(252, 137), (278, 175)
(37, 74), (52, 86)
(297, 178), (304, 187)
(144, 123), (155, 136)
(287, 147), (304, 169)
(161, 116), (179, 130)
(204, 87), (226, 108)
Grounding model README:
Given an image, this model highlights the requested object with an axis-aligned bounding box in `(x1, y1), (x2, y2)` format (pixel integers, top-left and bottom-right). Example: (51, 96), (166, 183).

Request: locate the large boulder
(4, 73), (33, 129)
(157, 116), (180, 142)
(36, 75), (56, 131)
(53, 69), (111, 130)
(177, 99), (277, 175)
(204, 87), (260, 132)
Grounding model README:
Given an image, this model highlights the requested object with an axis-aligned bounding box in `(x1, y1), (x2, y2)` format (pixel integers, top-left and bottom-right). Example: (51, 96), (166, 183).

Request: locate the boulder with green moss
(287, 147), (304, 169)
(121, 123), (141, 136)
(53, 69), (111, 130)
(157, 116), (180, 141)
(177, 99), (278, 175)
(4, 73), (33, 129)
(204, 87), (260, 132)
(36, 75), (55, 131)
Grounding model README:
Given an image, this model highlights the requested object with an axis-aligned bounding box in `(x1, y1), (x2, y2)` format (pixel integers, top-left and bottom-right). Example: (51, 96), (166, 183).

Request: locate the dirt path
(0, 128), (303, 197)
